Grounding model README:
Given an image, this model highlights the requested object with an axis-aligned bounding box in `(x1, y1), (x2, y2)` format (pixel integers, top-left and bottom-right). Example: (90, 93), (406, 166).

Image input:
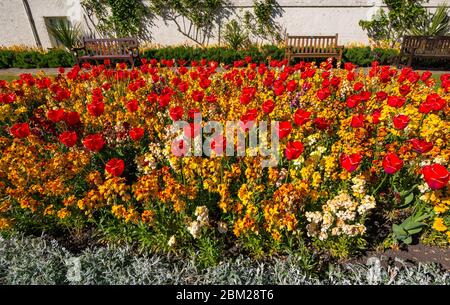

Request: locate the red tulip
(286, 80), (298, 92)
(64, 111), (81, 126)
(344, 62), (355, 71)
(382, 152), (403, 174)
(169, 106), (184, 121)
(387, 96), (406, 108)
(314, 117), (330, 130)
(372, 108), (382, 125)
(87, 101), (104, 116)
(409, 138), (433, 154)
(421, 71), (432, 82)
(278, 121), (292, 139)
(399, 84), (410, 96)
(317, 87), (330, 100)
(126, 99), (139, 113)
(178, 81), (189, 92)
(346, 95), (361, 109)
(192, 90), (204, 103)
(376, 91), (388, 101)
(83, 134), (105, 152)
(393, 114), (410, 130)
(129, 127), (145, 141)
(423, 93), (446, 112)
(331, 76), (341, 87)
(262, 100), (275, 114)
(47, 109), (65, 123)
(285, 141), (304, 160)
(340, 153), (363, 172)
(351, 114), (365, 128)
(206, 94), (217, 103)
(294, 109), (311, 126)
(353, 82), (364, 91)
(105, 158), (125, 177)
(10, 123), (30, 138)
(422, 164), (449, 190)
(58, 131), (77, 147)
(188, 108), (201, 120)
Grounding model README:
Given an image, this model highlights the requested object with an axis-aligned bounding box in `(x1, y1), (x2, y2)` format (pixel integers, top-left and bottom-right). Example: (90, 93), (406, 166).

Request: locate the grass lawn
(0, 75), (18, 82)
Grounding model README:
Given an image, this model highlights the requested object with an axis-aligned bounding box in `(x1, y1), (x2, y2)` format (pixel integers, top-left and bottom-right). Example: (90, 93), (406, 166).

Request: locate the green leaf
(404, 192), (414, 205)
(407, 227), (423, 235)
(403, 236), (413, 244)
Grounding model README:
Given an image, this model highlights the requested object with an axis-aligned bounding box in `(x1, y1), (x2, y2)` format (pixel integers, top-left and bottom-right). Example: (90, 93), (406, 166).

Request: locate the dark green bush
(0, 50), (15, 69)
(1, 45), (447, 69)
(373, 47), (399, 65)
(45, 49), (75, 68)
(12, 51), (47, 69)
(343, 47), (374, 66)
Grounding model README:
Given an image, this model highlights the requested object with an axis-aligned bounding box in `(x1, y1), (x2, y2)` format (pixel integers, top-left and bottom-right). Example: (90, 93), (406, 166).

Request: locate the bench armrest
(126, 46), (140, 58)
(71, 46), (85, 57)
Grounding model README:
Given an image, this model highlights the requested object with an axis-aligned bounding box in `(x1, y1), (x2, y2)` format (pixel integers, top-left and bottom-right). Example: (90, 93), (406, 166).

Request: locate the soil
(350, 244), (450, 270)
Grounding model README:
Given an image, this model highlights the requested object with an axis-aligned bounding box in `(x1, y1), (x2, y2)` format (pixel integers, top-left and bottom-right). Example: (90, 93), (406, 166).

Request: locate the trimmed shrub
(0, 50), (15, 69)
(45, 49), (75, 68)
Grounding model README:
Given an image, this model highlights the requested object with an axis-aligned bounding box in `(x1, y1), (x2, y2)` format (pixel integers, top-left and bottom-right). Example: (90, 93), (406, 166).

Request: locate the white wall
(0, 0), (447, 49)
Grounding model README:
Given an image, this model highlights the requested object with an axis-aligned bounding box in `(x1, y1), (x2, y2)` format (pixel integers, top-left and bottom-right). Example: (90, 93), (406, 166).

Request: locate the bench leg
(407, 55), (413, 67)
(285, 55), (291, 65)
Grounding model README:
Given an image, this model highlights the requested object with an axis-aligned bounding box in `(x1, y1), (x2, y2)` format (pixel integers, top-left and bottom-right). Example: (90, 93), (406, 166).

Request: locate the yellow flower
(433, 218), (447, 232)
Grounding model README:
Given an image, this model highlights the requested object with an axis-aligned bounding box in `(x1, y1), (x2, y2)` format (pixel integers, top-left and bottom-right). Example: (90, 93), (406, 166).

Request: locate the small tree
(222, 19), (250, 49)
(408, 3), (450, 36)
(149, 0), (230, 47)
(243, 0), (284, 44)
(81, 0), (153, 40)
(359, 0), (428, 47)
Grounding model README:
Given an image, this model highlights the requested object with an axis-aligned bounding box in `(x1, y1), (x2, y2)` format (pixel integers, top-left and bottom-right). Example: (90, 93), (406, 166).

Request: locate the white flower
(433, 156), (446, 165)
(168, 235), (176, 247)
(418, 183), (430, 193)
(195, 206), (209, 226)
(187, 221), (201, 239)
(358, 195), (376, 215)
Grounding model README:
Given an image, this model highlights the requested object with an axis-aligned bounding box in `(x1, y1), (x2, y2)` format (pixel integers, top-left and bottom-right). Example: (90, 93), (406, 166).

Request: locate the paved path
(0, 68), (60, 76)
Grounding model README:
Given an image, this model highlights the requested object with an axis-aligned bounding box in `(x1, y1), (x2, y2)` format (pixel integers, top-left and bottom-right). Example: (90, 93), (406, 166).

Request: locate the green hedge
(0, 46), (448, 68)
(141, 45), (285, 64)
(0, 49), (75, 69)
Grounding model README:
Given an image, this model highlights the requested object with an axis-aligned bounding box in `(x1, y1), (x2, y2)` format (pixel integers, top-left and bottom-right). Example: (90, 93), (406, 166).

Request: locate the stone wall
(0, 0), (446, 49)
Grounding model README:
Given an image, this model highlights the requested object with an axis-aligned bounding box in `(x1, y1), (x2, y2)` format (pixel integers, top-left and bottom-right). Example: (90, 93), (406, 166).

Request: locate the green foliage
(0, 49), (74, 68)
(243, 0), (283, 44)
(46, 19), (82, 50)
(45, 49), (76, 68)
(149, 0), (228, 46)
(343, 47), (399, 66)
(343, 47), (374, 66)
(13, 51), (48, 69)
(372, 47), (399, 64)
(2, 234), (449, 284)
(408, 3), (450, 35)
(81, 0), (152, 39)
(393, 212), (430, 244)
(222, 19), (250, 50)
(359, 0), (428, 46)
(0, 50), (15, 69)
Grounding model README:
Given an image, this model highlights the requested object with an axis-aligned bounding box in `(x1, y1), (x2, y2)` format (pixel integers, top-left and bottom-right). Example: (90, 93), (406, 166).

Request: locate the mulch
(351, 244), (450, 270)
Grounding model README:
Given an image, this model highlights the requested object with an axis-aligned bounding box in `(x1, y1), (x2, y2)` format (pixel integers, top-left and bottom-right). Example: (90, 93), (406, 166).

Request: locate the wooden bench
(284, 33), (344, 63)
(398, 35), (450, 67)
(73, 37), (140, 67)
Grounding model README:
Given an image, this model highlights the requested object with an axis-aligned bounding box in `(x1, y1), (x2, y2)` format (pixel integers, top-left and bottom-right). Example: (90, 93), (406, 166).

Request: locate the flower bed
(0, 59), (449, 262)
